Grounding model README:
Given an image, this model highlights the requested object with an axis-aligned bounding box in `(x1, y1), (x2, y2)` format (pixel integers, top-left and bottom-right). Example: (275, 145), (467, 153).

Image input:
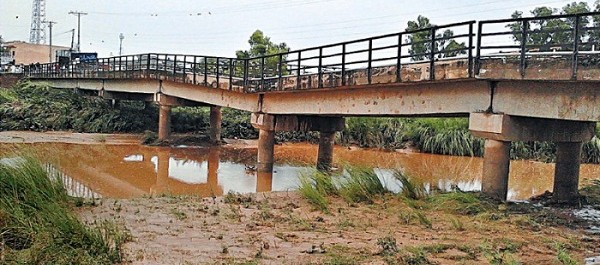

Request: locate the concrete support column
(317, 131), (336, 171)
(553, 142), (582, 203)
(158, 105), (172, 140)
(257, 129), (275, 173)
(209, 106), (222, 144)
(481, 139), (511, 201)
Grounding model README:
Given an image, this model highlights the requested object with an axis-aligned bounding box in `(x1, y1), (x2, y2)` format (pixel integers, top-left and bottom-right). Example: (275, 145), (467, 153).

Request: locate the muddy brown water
(1, 142), (599, 201)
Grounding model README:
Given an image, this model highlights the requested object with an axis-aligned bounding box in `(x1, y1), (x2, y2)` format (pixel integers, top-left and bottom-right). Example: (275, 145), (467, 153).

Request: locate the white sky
(0, 0), (596, 57)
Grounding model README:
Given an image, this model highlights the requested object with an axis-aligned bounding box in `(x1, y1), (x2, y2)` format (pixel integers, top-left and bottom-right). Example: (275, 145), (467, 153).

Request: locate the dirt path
(78, 192), (600, 265)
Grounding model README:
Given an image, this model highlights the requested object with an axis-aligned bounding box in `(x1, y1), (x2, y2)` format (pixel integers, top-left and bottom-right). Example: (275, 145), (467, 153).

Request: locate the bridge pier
(251, 113), (345, 173)
(158, 105), (172, 140)
(209, 106), (222, 144)
(470, 113), (595, 201)
(553, 142), (583, 203)
(481, 139), (511, 200)
(317, 131), (336, 171)
(257, 128), (275, 173)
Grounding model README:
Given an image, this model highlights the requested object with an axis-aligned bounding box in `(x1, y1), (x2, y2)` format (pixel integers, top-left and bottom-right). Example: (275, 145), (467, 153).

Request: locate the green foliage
(221, 108), (258, 139)
(507, 2), (595, 51)
(0, 155), (128, 264)
(580, 179), (600, 206)
(235, 30), (290, 77)
(0, 81), (157, 133)
(405, 15), (467, 61)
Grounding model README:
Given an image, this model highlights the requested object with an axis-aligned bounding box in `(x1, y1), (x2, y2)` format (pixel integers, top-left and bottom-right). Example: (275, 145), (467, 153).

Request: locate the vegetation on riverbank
(2, 81), (599, 163)
(296, 168), (599, 264)
(0, 154), (128, 264)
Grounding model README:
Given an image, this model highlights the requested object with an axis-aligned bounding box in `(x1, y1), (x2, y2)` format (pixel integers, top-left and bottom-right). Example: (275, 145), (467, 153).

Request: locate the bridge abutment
(470, 113), (595, 201)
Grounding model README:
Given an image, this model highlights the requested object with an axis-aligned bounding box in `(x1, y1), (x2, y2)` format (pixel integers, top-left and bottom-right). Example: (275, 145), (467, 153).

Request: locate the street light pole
(44, 20), (56, 63)
(68, 11), (87, 52)
(119, 33), (124, 56)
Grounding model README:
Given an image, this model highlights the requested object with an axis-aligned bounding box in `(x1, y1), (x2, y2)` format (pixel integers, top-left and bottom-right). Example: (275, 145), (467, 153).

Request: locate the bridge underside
(33, 77), (600, 202)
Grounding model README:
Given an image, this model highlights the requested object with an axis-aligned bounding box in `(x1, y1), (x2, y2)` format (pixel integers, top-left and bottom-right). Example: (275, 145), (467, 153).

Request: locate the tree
(405, 16), (467, 61)
(507, 2), (592, 51)
(235, 30), (290, 77)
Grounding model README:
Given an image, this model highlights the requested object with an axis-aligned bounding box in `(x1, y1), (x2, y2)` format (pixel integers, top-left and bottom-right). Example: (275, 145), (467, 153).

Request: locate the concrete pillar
(256, 172), (273, 193)
(209, 106), (222, 144)
(257, 129), (275, 173)
(317, 131), (336, 171)
(158, 105), (172, 140)
(481, 139), (511, 201)
(553, 142), (582, 203)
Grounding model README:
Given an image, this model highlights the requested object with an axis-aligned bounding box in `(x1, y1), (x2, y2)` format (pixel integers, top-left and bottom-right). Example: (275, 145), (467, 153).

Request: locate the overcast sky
(0, 0), (596, 57)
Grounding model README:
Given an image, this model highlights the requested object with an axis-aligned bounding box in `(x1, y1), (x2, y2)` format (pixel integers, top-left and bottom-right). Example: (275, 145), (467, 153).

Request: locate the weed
(377, 236), (399, 256)
(428, 191), (495, 215)
(415, 211), (432, 229)
(450, 218), (465, 231)
(554, 243), (577, 265)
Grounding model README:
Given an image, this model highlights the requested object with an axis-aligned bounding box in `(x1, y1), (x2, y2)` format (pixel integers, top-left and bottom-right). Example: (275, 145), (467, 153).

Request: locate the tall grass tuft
(394, 170), (427, 200)
(298, 172), (336, 212)
(0, 155), (128, 264)
(582, 136), (600, 164)
(338, 167), (388, 204)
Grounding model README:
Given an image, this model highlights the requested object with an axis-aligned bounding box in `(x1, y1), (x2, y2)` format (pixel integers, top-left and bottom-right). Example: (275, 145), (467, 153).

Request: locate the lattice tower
(29, 0), (47, 44)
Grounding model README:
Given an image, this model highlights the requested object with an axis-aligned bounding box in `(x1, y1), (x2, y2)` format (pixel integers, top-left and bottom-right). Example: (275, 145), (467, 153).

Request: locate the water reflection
(0, 142), (599, 201)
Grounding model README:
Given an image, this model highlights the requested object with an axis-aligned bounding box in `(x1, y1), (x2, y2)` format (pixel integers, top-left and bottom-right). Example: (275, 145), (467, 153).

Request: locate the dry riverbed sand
(78, 192), (600, 265)
(1, 131), (599, 264)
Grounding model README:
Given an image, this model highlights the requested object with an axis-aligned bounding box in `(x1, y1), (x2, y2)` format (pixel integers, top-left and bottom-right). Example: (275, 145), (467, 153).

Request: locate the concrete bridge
(21, 12), (600, 202)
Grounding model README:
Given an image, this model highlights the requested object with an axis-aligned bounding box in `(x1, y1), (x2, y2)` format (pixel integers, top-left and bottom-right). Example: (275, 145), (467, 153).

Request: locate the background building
(3, 41), (70, 65)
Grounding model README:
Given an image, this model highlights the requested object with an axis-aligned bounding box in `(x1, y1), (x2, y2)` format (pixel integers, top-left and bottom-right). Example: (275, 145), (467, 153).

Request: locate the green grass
(427, 191), (495, 215)
(298, 173), (332, 212)
(338, 167), (388, 204)
(394, 170), (427, 200)
(0, 154), (129, 264)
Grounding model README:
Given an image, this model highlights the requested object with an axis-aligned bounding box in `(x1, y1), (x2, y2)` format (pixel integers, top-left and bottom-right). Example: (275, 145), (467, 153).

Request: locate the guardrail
(23, 12), (600, 92)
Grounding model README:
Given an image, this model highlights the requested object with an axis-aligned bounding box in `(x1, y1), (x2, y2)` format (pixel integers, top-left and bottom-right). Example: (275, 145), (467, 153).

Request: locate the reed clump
(0, 155), (129, 264)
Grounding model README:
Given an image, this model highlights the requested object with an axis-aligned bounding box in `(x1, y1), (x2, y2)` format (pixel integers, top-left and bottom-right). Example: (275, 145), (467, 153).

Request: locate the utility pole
(68, 11), (87, 52)
(44, 20), (56, 63)
(119, 33), (124, 56)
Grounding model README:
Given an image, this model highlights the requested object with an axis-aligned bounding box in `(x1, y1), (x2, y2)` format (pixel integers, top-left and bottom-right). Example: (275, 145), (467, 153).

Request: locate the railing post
(183, 55), (187, 82)
(520, 20), (528, 78)
(146, 54), (151, 78)
(229, 58), (233, 90)
(318, 47), (323, 88)
(476, 22), (483, 76)
(278, 54), (283, 91)
(204, 57), (208, 86)
(396, 34), (402, 82)
(260, 57), (265, 91)
(429, 27), (436, 80)
(341, 44), (346, 86)
(296, 51), (301, 90)
(216, 57), (220, 89)
(468, 22), (474, 78)
(193, 56), (197, 84)
(243, 59), (249, 92)
(571, 15), (581, 80)
(367, 39), (373, 84)
(173, 55), (177, 81)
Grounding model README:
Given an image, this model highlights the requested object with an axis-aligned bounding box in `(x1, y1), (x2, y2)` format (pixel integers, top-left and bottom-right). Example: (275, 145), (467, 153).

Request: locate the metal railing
(477, 12), (600, 80)
(24, 12), (600, 91)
